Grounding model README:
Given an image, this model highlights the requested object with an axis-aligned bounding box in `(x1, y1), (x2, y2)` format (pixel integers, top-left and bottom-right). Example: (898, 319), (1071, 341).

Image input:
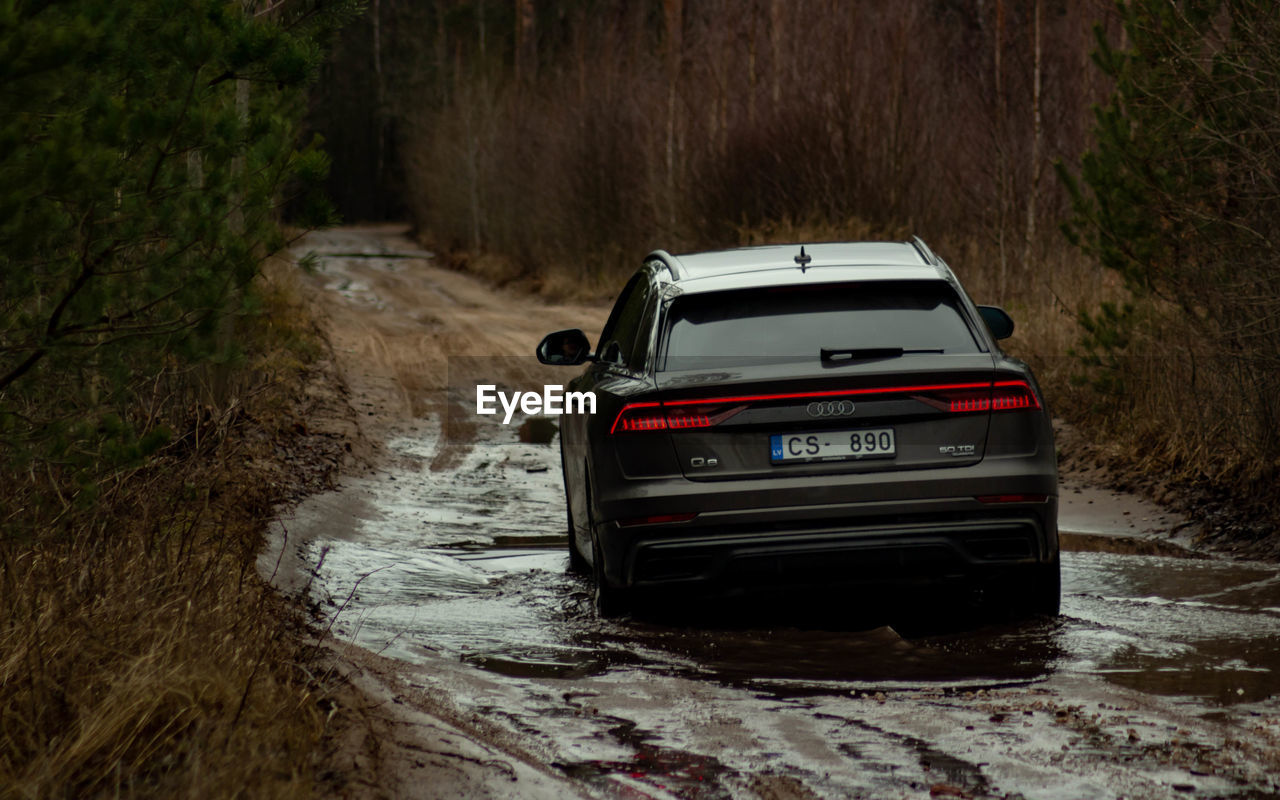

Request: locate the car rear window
(661, 281), (979, 370)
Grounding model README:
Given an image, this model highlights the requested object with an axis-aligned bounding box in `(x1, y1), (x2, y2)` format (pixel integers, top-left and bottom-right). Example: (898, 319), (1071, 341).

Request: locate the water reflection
(299, 429), (1278, 707)
(1062, 550), (1280, 704)
(576, 594), (1064, 693)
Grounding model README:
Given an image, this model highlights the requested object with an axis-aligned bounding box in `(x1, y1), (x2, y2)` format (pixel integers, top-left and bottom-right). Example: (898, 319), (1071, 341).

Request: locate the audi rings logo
(806, 400), (855, 417)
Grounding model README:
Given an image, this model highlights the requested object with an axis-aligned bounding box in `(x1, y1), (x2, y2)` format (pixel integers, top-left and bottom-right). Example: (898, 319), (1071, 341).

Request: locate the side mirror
(977, 306), (1015, 340)
(536, 328), (593, 365)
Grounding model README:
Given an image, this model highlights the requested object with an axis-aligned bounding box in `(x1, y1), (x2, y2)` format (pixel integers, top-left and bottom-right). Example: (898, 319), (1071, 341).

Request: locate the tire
(983, 560), (1060, 619)
(589, 517), (629, 618)
(1028, 558), (1061, 618)
(567, 517), (589, 574)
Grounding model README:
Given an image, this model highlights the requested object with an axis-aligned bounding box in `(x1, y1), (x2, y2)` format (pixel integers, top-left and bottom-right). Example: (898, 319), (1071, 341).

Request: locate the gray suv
(537, 240), (1059, 618)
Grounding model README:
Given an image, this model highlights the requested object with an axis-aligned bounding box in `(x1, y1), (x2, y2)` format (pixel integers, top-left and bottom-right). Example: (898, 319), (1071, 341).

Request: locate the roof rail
(646, 249), (683, 280)
(909, 236), (940, 266)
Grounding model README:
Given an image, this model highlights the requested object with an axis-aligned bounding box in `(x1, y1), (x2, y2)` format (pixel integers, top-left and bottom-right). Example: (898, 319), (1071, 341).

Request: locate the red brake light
(991, 380), (1040, 410)
(976, 494), (1049, 504)
(988, 378), (1039, 409)
(667, 412), (714, 429)
(611, 404), (745, 434)
(919, 380), (1042, 414)
(618, 512), (698, 527)
(947, 392), (991, 413)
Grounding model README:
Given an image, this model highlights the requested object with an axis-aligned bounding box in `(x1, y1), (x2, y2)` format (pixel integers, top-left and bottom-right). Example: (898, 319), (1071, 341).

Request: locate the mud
(271, 227), (1280, 799)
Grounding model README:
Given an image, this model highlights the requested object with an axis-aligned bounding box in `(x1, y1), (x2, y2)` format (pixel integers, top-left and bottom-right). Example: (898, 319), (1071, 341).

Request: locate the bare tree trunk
(747, 2), (758, 126)
(212, 0), (256, 405)
(468, 0), (487, 248)
(885, 12), (910, 219)
(187, 151), (204, 190)
(435, 4), (448, 105)
(231, 0), (261, 226)
(465, 97), (481, 248)
(664, 0), (683, 236)
(515, 0), (536, 85)
(710, 0), (728, 159)
(1024, 0), (1043, 287)
(994, 0), (1008, 299)
(373, 0), (385, 186)
(232, 67), (249, 232)
(769, 0), (782, 105)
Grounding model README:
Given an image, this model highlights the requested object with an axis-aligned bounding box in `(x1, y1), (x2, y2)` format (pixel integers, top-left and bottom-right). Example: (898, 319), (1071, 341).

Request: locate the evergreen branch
(146, 70), (201, 196)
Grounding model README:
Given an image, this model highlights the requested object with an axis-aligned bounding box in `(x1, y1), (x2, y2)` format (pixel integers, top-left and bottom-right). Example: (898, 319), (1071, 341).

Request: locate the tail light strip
(612, 403), (747, 434)
(935, 381), (1042, 413)
(610, 380), (1040, 434)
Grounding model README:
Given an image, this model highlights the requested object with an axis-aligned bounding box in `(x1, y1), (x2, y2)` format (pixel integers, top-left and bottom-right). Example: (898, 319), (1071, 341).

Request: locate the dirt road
(267, 226), (1280, 799)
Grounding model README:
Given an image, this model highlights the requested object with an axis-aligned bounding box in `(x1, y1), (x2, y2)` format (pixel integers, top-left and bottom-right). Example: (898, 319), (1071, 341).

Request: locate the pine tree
(0, 0), (359, 497)
(1059, 0), (1280, 486)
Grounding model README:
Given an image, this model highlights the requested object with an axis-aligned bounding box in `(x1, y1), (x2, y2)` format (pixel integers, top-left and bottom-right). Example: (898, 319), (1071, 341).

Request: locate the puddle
(291, 416), (1280, 704)
(462, 651), (610, 680)
(1061, 530), (1207, 559)
(579, 616), (1060, 694)
(1060, 551), (1280, 704)
(279, 409), (1280, 798)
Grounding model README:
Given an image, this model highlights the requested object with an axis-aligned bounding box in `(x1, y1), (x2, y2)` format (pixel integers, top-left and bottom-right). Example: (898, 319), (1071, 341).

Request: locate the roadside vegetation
(313, 0), (1280, 548)
(0, 1), (359, 795)
(1060, 1), (1280, 548)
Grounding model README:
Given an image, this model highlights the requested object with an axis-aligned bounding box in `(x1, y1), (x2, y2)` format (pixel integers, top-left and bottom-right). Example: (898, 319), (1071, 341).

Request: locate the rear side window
(597, 273), (651, 369)
(661, 281), (979, 370)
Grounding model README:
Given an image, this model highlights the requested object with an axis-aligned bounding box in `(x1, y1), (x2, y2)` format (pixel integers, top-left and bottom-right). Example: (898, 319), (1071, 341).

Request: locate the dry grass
(0, 264), (345, 798)
(1, 534), (323, 797)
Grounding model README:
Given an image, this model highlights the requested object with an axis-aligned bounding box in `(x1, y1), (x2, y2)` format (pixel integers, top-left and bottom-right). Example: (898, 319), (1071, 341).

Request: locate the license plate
(770, 428), (896, 463)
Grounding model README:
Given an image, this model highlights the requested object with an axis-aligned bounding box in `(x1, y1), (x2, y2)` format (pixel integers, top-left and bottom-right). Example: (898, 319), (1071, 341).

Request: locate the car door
(564, 268), (658, 546)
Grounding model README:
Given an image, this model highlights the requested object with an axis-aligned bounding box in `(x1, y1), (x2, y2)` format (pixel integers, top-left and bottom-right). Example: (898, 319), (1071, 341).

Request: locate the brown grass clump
(0, 263), (350, 797)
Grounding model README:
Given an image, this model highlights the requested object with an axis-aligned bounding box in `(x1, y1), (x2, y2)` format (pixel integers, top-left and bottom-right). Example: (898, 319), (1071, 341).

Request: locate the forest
(313, 0), (1280, 542)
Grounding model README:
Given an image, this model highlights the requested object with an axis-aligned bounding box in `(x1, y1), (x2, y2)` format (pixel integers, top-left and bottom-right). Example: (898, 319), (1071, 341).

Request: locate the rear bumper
(592, 459), (1058, 591)
(622, 514), (1053, 590)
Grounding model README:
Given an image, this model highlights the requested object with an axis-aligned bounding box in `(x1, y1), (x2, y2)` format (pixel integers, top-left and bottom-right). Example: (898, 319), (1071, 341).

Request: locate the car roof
(652, 241), (953, 294)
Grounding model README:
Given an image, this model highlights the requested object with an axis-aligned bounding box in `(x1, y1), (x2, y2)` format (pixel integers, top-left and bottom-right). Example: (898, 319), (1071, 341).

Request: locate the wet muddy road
(275, 228), (1280, 799)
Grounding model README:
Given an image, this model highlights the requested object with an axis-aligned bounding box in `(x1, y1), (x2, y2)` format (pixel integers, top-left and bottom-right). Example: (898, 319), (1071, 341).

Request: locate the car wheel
(983, 560), (1060, 619)
(1028, 559), (1061, 617)
(588, 507), (629, 618)
(567, 514), (589, 573)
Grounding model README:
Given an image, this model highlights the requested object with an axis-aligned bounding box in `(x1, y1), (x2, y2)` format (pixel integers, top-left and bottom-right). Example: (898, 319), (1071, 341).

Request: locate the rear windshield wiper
(820, 347), (944, 362)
